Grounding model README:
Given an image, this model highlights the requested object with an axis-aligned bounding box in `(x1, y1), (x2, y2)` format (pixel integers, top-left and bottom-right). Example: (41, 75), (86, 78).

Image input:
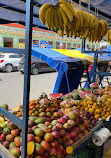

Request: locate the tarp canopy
(0, 0), (111, 29)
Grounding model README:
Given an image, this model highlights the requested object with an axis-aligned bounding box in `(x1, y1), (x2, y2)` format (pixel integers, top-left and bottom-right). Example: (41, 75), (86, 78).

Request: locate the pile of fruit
(0, 90), (99, 158)
(39, 0), (109, 42)
(61, 82), (111, 120)
(0, 109), (97, 158)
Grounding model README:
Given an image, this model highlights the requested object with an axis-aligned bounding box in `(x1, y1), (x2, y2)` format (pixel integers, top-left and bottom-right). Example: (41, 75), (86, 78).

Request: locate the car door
(9, 55), (21, 67)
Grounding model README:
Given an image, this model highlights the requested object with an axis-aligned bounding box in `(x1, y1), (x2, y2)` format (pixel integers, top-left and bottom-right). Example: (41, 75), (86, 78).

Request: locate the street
(0, 71), (58, 109)
(0, 71), (109, 109)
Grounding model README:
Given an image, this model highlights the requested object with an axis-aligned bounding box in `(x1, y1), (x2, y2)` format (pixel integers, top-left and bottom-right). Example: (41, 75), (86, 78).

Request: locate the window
(19, 39), (25, 43)
(18, 54), (24, 58)
(73, 43), (76, 48)
(77, 44), (81, 48)
(56, 42), (60, 49)
(9, 55), (18, 58)
(67, 43), (71, 49)
(48, 41), (53, 48)
(33, 40), (39, 47)
(3, 37), (13, 42)
(62, 43), (66, 49)
(0, 55), (5, 58)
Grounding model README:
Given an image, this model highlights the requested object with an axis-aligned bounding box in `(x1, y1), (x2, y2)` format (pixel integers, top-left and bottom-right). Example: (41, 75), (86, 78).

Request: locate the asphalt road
(0, 71), (58, 109)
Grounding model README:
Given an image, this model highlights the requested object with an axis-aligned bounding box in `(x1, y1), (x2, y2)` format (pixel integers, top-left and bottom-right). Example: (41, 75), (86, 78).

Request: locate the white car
(0, 53), (24, 72)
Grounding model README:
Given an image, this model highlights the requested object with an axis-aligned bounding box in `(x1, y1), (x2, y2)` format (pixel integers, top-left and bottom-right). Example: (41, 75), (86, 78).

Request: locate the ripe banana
(45, 6), (53, 29)
(53, 8), (59, 31)
(39, 4), (52, 24)
(58, 3), (74, 22)
(56, 8), (64, 30)
(57, 30), (64, 37)
(50, 7), (55, 30)
(58, 6), (69, 27)
(58, 0), (75, 17)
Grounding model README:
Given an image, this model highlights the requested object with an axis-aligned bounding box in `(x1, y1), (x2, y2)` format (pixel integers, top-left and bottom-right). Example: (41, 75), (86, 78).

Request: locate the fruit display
(106, 29), (111, 44)
(0, 91), (99, 157)
(39, 0), (109, 42)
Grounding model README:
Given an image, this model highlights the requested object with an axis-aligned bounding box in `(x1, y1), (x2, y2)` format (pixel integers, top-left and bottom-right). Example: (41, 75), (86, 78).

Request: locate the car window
(9, 55), (18, 58)
(0, 55), (5, 58)
(18, 54), (24, 58)
(31, 56), (45, 62)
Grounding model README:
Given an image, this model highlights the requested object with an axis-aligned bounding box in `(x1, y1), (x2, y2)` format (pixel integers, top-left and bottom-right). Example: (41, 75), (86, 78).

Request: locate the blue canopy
(32, 47), (85, 94)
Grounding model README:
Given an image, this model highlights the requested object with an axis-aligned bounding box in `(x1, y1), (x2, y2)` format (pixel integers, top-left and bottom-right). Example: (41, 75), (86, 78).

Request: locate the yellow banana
(65, 29), (69, 37)
(39, 4), (52, 24)
(45, 6), (53, 29)
(58, 6), (69, 26)
(59, 3), (74, 22)
(75, 10), (81, 31)
(56, 8), (64, 30)
(53, 8), (59, 31)
(57, 30), (64, 37)
(76, 9), (84, 30)
(50, 7), (55, 30)
(58, 0), (75, 17)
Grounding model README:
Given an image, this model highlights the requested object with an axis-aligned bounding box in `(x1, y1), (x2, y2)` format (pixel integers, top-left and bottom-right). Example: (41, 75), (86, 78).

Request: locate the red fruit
(28, 120), (35, 128)
(43, 152), (49, 158)
(84, 129), (89, 135)
(41, 140), (50, 151)
(35, 136), (41, 143)
(59, 130), (66, 137)
(3, 140), (10, 148)
(32, 125), (38, 130)
(75, 118), (80, 126)
(27, 134), (35, 142)
(58, 111), (63, 117)
(9, 142), (16, 149)
(28, 128), (33, 134)
(78, 124), (86, 132)
(73, 127), (80, 134)
(6, 134), (14, 142)
(49, 148), (57, 157)
(44, 122), (51, 126)
(70, 131), (77, 140)
(59, 117), (67, 124)
(14, 136), (22, 147)
(52, 131), (60, 139)
(78, 132), (83, 139)
(35, 143), (44, 156)
(84, 120), (89, 129)
(64, 133), (71, 141)
(11, 129), (20, 136)
(44, 133), (53, 142)
(51, 141), (58, 148)
(64, 141), (69, 148)
(52, 126), (60, 131)
(56, 148), (62, 158)
(69, 139), (74, 145)
(47, 118), (51, 122)
(63, 149), (68, 156)
(56, 123), (63, 130)
(79, 117), (84, 123)
(7, 122), (17, 130)
(9, 147), (21, 157)
(0, 134), (6, 141)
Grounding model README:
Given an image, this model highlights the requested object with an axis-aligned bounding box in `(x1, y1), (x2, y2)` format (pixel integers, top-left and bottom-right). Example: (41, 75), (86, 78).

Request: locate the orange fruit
(93, 102), (97, 106)
(85, 107), (88, 111)
(96, 109), (100, 113)
(88, 104), (91, 108)
(89, 108), (94, 113)
(102, 116), (106, 120)
(89, 100), (93, 105)
(95, 114), (100, 119)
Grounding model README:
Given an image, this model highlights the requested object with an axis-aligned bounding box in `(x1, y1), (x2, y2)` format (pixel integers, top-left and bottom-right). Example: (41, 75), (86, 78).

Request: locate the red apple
(49, 148), (57, 157)
(70, 131), (77, 139)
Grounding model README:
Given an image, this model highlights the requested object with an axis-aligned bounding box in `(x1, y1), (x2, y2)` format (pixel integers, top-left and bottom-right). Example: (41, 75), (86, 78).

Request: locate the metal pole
(21, 0), (34, 157)
(81, 38), (85, 53)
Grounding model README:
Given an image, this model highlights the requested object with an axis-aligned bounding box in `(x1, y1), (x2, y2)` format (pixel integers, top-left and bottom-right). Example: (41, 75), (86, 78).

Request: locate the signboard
(19, 43), (25, 49)
(40, 41), (52, 48)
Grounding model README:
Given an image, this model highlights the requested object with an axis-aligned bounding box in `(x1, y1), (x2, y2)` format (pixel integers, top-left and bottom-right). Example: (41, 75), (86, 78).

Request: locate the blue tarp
(32, 47), (85, 94)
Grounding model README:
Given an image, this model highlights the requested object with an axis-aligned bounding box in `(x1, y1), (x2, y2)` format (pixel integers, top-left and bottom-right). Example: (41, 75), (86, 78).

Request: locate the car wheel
(32, 67), (39, 75)
(5, 64), (13, 72)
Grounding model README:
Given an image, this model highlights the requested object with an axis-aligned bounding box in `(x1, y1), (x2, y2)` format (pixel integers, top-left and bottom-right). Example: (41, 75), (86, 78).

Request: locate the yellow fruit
(59, 3), (74, 22)
(95, 109), (100, 114)
(102, 116), (106, 120)
(88, 104), (91, 108)
(57, 9), (64, 30)
(58, 6), (69, 26)
(107, 98), (111, 103)
(45, 6), (53, 29)
(85, 107), (88, 111)
(95, 114), (100, 119)
(39, 4), (52, 24)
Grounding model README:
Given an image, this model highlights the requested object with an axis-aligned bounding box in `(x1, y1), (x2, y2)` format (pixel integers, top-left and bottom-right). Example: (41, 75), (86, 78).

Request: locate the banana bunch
(39, 0), (75, 37)
(39, 0), (109, 42)
(106, 29), (111, 45)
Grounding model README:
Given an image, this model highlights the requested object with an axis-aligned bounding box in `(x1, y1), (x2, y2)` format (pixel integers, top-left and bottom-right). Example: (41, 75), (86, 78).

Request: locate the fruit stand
(0, 0), (111, 158)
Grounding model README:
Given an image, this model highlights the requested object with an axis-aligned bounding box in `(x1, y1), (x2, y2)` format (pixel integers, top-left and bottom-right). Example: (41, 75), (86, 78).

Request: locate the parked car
(18, 56), (55, 75)
(0, 53), (24, 72)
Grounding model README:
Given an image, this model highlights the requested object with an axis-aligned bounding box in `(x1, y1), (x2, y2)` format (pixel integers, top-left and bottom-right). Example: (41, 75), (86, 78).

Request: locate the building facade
(0, 24), (100, 51)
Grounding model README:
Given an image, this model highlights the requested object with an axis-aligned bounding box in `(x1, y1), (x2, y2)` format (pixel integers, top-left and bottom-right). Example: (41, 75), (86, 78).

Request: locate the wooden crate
(0, 143), (14, 158)
(66, 130), (93, 158)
